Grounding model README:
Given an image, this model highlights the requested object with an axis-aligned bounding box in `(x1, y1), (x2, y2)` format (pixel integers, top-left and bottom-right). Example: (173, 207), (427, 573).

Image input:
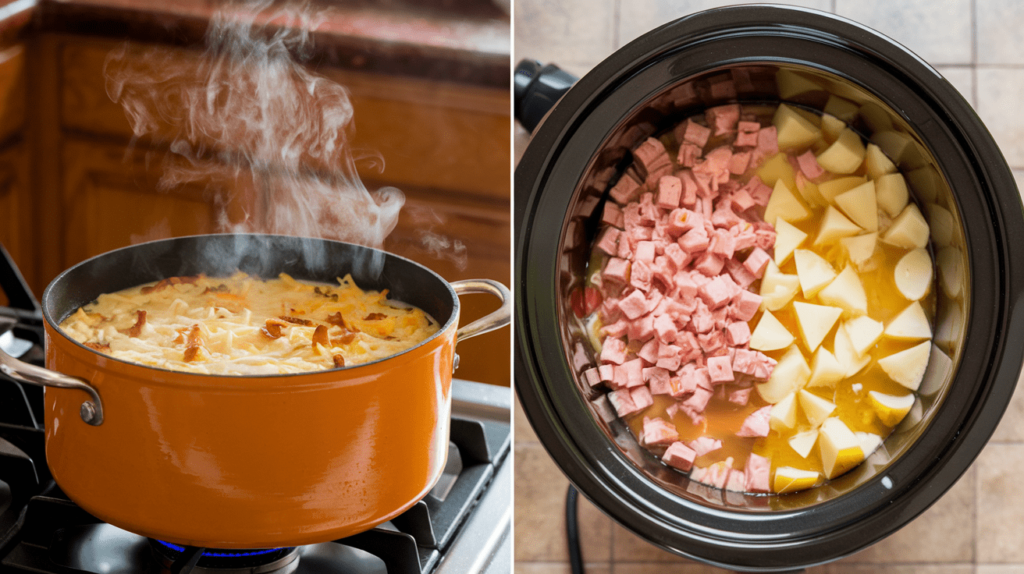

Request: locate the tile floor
(514, 1), (1024, 572)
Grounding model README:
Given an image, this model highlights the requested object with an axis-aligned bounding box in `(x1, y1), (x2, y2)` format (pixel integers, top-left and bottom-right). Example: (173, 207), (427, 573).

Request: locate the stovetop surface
(0, 303), (510, 574)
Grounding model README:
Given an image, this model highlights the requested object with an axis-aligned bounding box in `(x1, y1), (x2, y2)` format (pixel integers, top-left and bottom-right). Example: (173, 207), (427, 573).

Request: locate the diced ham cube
(752, 352), (778, 380)
(697, 276), (733, 310)
(706, 354), (735, 383)
(796, 149), (825, 179)
(609, 175), (640, 205)
(664, 243), (690, 270)
(690, 300), (715, 334)
(676, 143), (702, 167)
(754, 126), (779, 163)
(728, 151), (752, 175)
(662, 441), (698, 471)
(602, 257), (630, 285)
(732, 348), (758, 376)
(682, 381), (713, 413)
(725, 469), (747, 493)
(595, 227), (620, 256)
(693, 252), (725, 277)
(708, 229), (736, 259)
(657, 176), (682, 209)
(601, 202), (623, 228)
(618, 289), (648, 320)
(631, 386), (654, 412)
(668, 400), (706, 426)
(654, 314), (677, 344)
(706, 104), (740, 136)
(655, 344), (683, 371)
(731, 188), (756, 211)
(741, 176), (773, 206)
(679, 227), (710, 253)
(711, 207), (743, 230)
(673, 272), (698, 300)
(620, 358), (645, 388)
(755, 228), (777, 251)
(583, 367), (601, 387)
(724, 257), (756, 289)
(678, 171), (699, 207)
(729, 386), (753, 406)
(735, 129), (759, 148)
(725, 321), (751, 346)
(627, 314), (656, 343)
(743, 248), (771, 278)
(600, 337), (627, 365)
(630, 260), (653, 292)
(702, 458), (733, 489)
(730, 291), (762, 322)
(669, 371), (696, 399)
(737, 406), (771, 438)
(635, 241), (656, 264)
(642, 416), (679, 446)
(607, 389), (639, 417)
(676, 119), (710, 147)
(688, 436), (723, 457)
(633, 138), (672, 180)
(699, 330), (726, 355)
(643, 366), (670, 394)
(601, 319), (629, 338)
(744, 453), (771, 493)
(598, 364), (615, 382)
(638, 338), (660, 364)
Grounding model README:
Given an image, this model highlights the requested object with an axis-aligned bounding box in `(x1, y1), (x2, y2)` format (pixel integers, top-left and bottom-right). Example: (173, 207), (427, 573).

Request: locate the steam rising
(103, 0), (405, 273)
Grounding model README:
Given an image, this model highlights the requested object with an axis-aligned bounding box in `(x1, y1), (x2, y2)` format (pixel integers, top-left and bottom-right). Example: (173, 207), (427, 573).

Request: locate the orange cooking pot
(0, 233), (510, 550)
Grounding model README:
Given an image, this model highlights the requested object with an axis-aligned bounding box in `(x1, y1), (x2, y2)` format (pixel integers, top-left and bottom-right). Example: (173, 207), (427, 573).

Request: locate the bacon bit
(141, 279), (172, 294)
(202, 284), (230, 294)
(312, 325), (329, 348)
(331, 333), (358, 346)
(119, 310), (147, 338)
(261, 318), (289, 339)
(84, 342), (111, 352)
(332, 354), (346, 368)
(326, 312), (347, 328)
(280, 316), (314, 326)
(172, 327), (189, 344)
(183, 325), (206, 363)
(364, 313), (387, 321)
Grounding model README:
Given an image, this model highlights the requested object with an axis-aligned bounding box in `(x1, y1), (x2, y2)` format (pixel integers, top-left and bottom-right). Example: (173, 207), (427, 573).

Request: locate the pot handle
(0, 323), (104, 426)
(451, 279), (512, 343)
(514, 60), (578, 133)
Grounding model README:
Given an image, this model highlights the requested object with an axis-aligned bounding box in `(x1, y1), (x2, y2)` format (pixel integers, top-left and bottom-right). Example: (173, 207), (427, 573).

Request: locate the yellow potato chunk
(816, 128), (865, 175)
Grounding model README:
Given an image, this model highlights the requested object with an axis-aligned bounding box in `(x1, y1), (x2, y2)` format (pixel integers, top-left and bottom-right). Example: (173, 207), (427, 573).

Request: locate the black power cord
(565, 484), (585, 574)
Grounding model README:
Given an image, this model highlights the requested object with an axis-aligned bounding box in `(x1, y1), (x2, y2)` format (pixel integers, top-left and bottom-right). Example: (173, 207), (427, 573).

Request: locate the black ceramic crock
(514, 5), (1024, 571)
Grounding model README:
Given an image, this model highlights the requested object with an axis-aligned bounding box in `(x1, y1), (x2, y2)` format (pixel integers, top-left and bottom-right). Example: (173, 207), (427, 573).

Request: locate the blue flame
(155, 539), (286, 557)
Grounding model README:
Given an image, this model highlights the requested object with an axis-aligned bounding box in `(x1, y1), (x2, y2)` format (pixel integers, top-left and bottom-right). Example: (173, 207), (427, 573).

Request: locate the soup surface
(578, 101), (935, 494)
(59, 273), (440, 375)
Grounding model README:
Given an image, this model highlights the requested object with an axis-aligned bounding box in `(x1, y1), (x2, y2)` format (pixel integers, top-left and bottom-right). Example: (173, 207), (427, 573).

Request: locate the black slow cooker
(514, 5), (1024, 572)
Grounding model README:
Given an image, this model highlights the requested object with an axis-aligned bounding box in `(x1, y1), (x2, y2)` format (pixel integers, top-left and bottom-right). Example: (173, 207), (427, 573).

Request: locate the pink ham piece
(609, 175), (640, 205)
(706, 104), (740, 136)
(595, 227), (620, 256)
(619, 358), (645, 388)
(796, 149), (825, 179)
(633, 138), (672, 180)
(730, 290), (762, 322)
(706, 355), (735, 384)
(743, 247), (771, 278)
(744, 453), (771, 493)
(725, 321), (751, 346)
(676, 119), (710, 147)
(688, 436), (722, 457)
(682, 381), (714, 413)
(634, 241), (656, 264)
(737, 406), (771, 438)
(728, 386), (752, 406)
(677, 143), (701, 167)
(598, 364), (615, 383)
(697, 276), (734, 310)
(642, 416), (679, 446)
(724, 257), (756, 289)
(602, 258), (630, 285)
(638, 338), (660, 364)
(728, 151), (751, 175)
(725, 469), (747, 493)
(583, 367), (601, 387)
(735, 121), (760, 147)
(601, 202), (623, 228)
(653, 314), (677, 344)
(631, 386), (654, 412)
(657, 176), (683, 209)
(662, 442), (698, 471)
(600, 337), (627, 365)
(644, 367), (672, 393)
(701, 458), (734, 489)
(607, 389), (639, 417)
(618, 290), (648, 320)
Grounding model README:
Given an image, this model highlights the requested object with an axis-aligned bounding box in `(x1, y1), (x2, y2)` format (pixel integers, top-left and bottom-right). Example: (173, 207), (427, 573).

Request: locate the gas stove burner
(150, 539), (299, 574)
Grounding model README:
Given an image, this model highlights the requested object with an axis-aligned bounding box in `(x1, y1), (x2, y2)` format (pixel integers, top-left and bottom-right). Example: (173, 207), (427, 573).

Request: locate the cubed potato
(777, 69), (824, 99)
(820, 114), (846, 144)
(867, 391), (915, 427)
(927, 203), (955, 247)
(764, 180), (812, 226)
(774, 103), (822, 150)
(794, 249), (837, 298)
(844, 316), (884, 356)
(750, 309), (796, 352)
(757, 152), (797, 190)
(906, 166), (943, 204)
(882, 204), (930, 249)
(818, 417), (864, 479)
(816, 128), (865, 175)
(871, 130), (914, 165)
(875, 173), (909, 218)
(894, 248), (933, 301)
(814, 206), (862, 246)
(833, 323), (870, 376)
(796, 175), (828, 207)
(855, 432), (883, 457)
(858, 102), (893, 133)
(793, 301), (843, 353)
(788, 430), (819, 458)
(818, 176), (867, 204)
(835, 181), (879, 232)
(840, 232), (878, 271)
(878, 341), (931, 391)
(774, 219), (808, 266)
(884, 302), (932, 341)
(807, 347), (846, 388)
(770, 392), (798, 431)
(760, 265), (801, 311)
(774, 466), (820, 494)
(936, 246), (964, 299)
(757, 344), (810, 403)
(817, 265), (867, 316)
(798, 389), (836, 428)
(824, 95), (859, 122)
(864, 143), (897, 179)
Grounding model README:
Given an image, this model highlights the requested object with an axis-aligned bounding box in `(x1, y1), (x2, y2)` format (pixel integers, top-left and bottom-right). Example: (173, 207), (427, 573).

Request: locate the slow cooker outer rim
(515, 5), (1024, 571)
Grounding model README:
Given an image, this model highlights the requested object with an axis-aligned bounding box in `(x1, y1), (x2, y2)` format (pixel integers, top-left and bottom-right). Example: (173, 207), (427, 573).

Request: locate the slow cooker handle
(0, 320), (104, 426)
(514, 60), (578, 133)
(451, 279), (511, 343)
